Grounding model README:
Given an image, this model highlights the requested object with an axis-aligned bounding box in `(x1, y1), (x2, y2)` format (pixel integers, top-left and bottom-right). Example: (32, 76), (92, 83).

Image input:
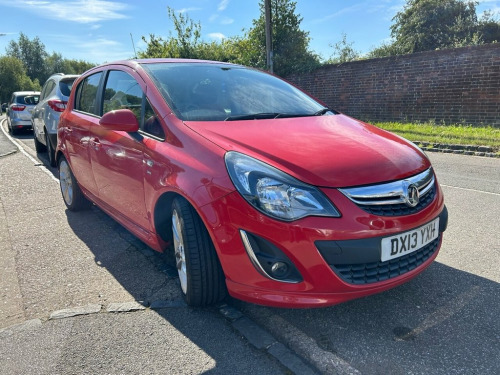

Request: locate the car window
(142, 99), (165, 139)
(103, 70), (143, 123)
(59, 78), (76, 97)
(41, 80), (56, 100)
(15, 95), (39, 105)
(76, 72), (103, 115)
(24, 95), (39, 105)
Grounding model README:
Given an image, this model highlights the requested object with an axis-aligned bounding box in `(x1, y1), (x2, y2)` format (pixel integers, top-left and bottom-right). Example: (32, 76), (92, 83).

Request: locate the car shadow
(64, 199), (500, 374)
(234, 261), (500, 374)
(63, 205), (284, 374)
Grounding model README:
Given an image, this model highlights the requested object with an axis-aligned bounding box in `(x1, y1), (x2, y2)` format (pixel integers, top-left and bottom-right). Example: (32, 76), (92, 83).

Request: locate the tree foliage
(371, 0), (500, 57)
(45, 53), (95, 76)
(139, 7), (255, 64)
(6, 33), (48, 85)
(140, 2), (319, 76)
(247, 0), (320, 76)
(4, 33), (95, 88)
(326, 33), (361, 64)
(0, 56), (40, 103)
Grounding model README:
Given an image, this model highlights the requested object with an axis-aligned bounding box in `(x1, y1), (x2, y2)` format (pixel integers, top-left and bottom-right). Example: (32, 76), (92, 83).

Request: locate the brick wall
(286, 43), (500, 127)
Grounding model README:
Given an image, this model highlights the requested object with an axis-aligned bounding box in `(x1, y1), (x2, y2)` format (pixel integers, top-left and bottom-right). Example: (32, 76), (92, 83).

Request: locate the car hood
(185, 114), (430, 188)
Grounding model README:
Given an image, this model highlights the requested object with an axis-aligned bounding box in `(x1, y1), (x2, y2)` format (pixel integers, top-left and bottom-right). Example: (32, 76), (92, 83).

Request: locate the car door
(33, 79), (55, 140)
(89, 69), (150, 231)
(61, 72), (104, 197)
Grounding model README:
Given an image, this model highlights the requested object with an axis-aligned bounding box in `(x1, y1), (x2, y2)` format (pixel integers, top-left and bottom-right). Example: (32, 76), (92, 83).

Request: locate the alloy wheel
(59, 159), (73, 206)
(172, 209), (188, 294)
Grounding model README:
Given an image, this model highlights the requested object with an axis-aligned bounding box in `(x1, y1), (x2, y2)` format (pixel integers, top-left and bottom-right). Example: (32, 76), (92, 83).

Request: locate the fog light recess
(240, 230), (303, 283)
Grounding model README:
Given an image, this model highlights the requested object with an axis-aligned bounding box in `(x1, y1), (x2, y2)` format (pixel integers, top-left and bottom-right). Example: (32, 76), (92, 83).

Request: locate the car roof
(81, 58), (239, 75)
(48, 73), (80, 80)
(13, 91), (41, 95)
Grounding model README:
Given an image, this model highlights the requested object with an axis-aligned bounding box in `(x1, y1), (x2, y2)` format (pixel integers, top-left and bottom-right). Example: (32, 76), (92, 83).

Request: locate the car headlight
(225, 151), (340, 221)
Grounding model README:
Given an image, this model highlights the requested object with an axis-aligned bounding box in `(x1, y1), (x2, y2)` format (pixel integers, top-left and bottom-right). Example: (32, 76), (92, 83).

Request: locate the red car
(56, 59), (447, 308)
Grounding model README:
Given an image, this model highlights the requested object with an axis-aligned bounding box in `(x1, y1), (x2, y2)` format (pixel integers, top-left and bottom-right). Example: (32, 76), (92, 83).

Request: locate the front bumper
(200, 182), (447, 308)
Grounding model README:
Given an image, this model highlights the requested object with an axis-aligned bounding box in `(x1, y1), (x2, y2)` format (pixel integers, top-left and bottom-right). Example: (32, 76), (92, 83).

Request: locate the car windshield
(142, 62), (327, 121)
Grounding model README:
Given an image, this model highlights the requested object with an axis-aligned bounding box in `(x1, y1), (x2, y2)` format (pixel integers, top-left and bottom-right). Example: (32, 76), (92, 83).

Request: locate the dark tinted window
(15, 95), (39, 105)
(41, 80), (56, 100)
(59, 78), (77, 97)
(142, 63), (324, 121)
(142, 99), (165, 139)
(103, 70), (142, 122)
(76, 72), (102, 115)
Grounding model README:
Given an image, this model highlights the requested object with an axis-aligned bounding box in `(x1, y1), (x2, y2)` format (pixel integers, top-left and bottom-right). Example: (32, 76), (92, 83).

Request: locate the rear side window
(40, 80), (56, 100)
(76, 72), (103, 115)
(59, 78), (76, 97)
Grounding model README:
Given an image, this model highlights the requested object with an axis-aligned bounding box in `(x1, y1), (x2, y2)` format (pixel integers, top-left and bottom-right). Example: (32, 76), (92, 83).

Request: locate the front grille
(331, 236), (440, 285)
(358, 184), (435, 216)
(339, 168), (436, 217)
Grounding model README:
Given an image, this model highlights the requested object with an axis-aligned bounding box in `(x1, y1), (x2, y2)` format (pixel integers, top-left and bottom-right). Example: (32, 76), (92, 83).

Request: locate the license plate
(381, 218), (440, 262)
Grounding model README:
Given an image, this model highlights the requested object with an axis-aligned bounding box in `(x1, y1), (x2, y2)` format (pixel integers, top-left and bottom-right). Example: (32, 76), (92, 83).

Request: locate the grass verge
(373, 122), (500, 152)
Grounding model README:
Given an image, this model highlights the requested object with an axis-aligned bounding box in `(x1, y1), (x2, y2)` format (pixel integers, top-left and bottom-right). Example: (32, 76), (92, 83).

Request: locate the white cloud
(208, 33), (226, 41)
(312, 3), (364, 24)
(220, 17), (234, 25)
(218, 0), (230, 12)
(0, 0), (129, 23)
(177, 7), (202, 14)
(45, 33), (132, 62)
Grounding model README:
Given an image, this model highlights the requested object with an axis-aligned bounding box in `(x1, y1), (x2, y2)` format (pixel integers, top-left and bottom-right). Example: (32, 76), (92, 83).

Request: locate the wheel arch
(153, 191), (178, 244)
(152, 190), (226, 272)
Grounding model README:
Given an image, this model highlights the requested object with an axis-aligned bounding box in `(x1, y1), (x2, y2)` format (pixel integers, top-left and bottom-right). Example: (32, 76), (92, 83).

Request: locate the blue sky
(0, 0), (498, 64)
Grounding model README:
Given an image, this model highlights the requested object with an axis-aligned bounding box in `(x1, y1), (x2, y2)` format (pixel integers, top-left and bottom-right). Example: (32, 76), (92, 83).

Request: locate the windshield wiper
(314, 108), (338, 116)
(225, 109), (338, 121)
(225, 113), (284, 121)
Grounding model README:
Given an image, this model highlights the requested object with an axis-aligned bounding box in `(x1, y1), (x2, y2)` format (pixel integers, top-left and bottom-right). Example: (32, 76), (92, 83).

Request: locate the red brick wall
(286, 44), (500, 127)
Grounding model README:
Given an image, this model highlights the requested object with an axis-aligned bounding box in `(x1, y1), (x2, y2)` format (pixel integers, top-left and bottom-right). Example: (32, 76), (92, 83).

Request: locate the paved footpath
(0, 118), (317, 375)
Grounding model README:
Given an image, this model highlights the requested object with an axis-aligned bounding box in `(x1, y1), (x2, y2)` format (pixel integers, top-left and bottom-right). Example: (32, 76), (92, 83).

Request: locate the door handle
(90, 138), (101, 151)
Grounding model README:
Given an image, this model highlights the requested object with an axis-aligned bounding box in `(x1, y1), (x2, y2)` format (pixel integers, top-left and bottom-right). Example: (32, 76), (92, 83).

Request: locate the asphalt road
(0, 121), (300, 375)
(235, 153), (500, 375)
(1, 118), (499, 374)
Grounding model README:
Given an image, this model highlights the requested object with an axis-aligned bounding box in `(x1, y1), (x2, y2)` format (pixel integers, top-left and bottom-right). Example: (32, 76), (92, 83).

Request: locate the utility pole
(265, 0), (273, 73)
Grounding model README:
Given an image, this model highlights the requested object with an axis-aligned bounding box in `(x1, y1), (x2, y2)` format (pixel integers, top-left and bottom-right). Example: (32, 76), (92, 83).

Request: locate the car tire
(33, 130), (46, 153)
(58, 156), (91, 211)
(46, 132), (56, 167)
(8, 121), (17, 135)
(171, 197), (226, 306)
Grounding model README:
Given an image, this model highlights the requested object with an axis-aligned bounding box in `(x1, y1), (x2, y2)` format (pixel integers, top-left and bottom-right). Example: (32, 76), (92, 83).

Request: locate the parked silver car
(6, 91), (40, 135)
(32, 73), (79, 166)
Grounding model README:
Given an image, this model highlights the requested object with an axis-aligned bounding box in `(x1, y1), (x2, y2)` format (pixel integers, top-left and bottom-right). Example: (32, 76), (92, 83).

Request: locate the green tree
(6, 32), (49, 84)
(0, 56), (40, 103)
(248, 0), (320, 76)
(326, 33), (361, 64)
(391, 0), (480, 53)
(369, 0), (500, 57)
(45, 53), (95, 75)
(478, 11), (500, 43)
(140, 7), (203, 59)
(139, 7), (256, 65)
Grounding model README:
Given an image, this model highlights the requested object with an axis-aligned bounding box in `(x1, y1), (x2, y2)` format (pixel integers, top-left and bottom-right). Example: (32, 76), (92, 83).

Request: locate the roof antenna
(130, 33), (137, 59)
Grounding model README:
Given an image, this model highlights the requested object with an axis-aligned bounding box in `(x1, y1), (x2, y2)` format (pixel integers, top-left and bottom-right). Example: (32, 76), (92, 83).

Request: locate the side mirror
(99, 109), (139, 132)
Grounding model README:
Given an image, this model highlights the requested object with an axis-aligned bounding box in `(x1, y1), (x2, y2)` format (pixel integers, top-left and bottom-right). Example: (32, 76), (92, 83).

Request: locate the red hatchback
(56, 59), (447, 308)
